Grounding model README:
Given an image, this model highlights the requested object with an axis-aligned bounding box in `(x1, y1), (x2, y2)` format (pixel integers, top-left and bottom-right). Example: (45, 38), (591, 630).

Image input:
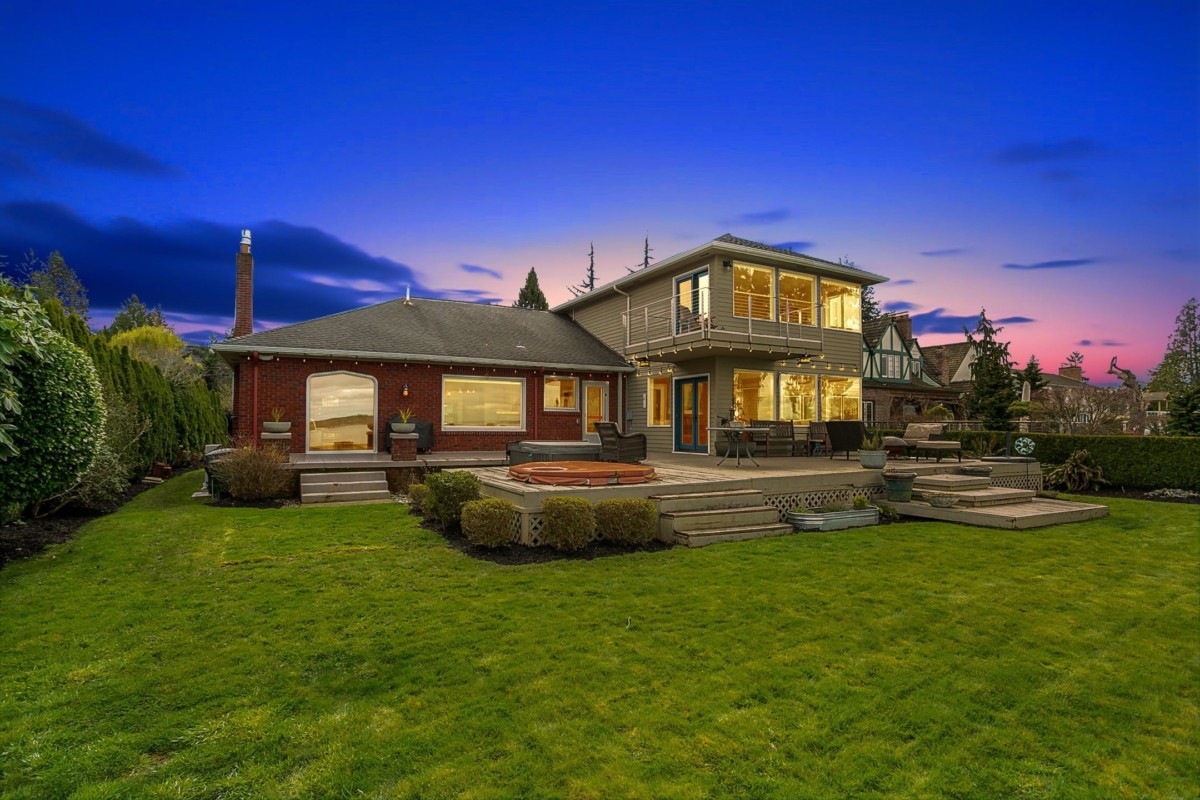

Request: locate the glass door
(583, 381), (608, 441)
(673, 376), (709, 452)
(674, 269), (709, 333)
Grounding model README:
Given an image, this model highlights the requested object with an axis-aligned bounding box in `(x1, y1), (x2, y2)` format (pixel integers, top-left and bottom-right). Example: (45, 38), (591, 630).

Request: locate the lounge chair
(594, 421), (648, 463)
(824, 420), (867, 459)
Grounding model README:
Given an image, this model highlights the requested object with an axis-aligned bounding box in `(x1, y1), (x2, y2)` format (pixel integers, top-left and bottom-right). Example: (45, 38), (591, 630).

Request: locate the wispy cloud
(1076, 339), (1125, 347)
(884, 300), (920, 312)
(770, 240), (814, 252)
(724, 208), (790, 226)
(0, 95), (179, 177)
(889, 279), (916, 286)
(1002, 258), (1098, 271)
(919, 248), (965, 257)
(910, 309), (1036, 335)
(460, 263), (503, 280)
(994, 138), (1103, 165)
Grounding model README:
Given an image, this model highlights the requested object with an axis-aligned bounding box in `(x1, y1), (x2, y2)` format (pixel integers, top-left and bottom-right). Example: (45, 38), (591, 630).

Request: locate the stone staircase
(652, 488), (792, 547)
(892, 474), (1108, 529)
(300, 471), (392, 504)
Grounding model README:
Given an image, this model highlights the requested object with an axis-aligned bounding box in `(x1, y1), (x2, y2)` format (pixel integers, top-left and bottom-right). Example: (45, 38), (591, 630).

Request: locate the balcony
(623, 288), (827, 363)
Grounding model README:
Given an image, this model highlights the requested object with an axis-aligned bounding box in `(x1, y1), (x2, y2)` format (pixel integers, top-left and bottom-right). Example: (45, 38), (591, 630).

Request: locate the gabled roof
(553, 233), (888, 313)
(921, 342), (975, 387)
(213, 297), (633, 372)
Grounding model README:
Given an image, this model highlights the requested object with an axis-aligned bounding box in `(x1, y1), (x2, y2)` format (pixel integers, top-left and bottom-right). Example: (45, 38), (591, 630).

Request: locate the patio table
(708, 426), (769, 467)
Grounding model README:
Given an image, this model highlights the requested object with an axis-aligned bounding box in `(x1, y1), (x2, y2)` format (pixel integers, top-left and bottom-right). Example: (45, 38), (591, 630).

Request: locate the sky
(2, 1), (1197, 385)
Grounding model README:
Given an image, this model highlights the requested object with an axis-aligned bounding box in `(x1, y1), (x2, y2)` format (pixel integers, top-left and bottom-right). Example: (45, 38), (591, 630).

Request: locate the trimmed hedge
(407, 483), (430, 516)
(461, 498), (518, 547)
(540, 497), (596, 551)
(424, 471), (481, 529)
(595, 498), (658, 545)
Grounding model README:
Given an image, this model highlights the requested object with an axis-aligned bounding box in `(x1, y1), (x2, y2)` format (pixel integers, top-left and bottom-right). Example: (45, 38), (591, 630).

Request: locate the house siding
(231, 356), (620, 453)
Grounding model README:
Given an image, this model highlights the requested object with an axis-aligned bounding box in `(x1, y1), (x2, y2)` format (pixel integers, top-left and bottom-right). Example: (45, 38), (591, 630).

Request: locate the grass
(0, 479), (1196, 799)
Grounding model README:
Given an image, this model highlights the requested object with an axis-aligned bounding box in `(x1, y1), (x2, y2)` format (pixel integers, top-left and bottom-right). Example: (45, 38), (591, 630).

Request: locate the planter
(959, 465), (993, 477)
(390, 422), (417, 434)
(786, 507), (880, 532)
(858, 449), (888, 469)
(263, 421), (291, 433)
(923, 491), (960, 508)
(882, 470), (918, 502)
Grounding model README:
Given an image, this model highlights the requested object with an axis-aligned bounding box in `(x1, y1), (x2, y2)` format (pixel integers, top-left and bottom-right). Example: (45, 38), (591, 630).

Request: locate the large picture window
(733, 370), (775, 422)
(307, 371), (377, 452)
(648, 375), (671, 426)
(821, 376), (861, 420)
(733, 263), (774, 321)
(779, 373), (817, 423)
(778, 271), (814, 325)
(822, 279), (861, 331)
(443, 376), (524, 430)
(544, 376), (578, 410)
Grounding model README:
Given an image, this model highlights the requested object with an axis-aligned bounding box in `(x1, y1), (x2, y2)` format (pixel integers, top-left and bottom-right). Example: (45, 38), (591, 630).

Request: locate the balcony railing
(624, 288), (823, 356)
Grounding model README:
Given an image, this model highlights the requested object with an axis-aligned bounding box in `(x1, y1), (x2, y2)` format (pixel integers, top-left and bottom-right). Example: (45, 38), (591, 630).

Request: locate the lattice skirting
(517, 513), (602, 547)
(764, 488), (885, 520)
(992, 474), (1044, 491)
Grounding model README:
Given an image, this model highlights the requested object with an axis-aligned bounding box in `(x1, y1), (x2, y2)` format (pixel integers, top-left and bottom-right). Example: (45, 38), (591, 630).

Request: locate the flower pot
(923, 491), (960, 508)
(391, 422), (416, 434)
(882, 470), (918, 502)
(786, 507), (880, 532)
(858, 449), (888, 469)
(959, 465), (993, 477)
(263, 421), (291, 433)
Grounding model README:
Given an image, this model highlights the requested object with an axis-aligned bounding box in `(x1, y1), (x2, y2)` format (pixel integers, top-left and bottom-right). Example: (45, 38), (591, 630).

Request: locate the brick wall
(232, 250), (254, 337)
(231, 356), (621, 453)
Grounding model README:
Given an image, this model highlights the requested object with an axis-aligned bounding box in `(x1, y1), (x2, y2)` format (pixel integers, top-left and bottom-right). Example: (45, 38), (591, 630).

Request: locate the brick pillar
(390, 433), (418, 461)
(232, 229), (254, 338)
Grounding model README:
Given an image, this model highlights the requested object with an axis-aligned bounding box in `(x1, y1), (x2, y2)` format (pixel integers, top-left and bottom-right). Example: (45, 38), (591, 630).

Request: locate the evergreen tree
(513, 267), (549, 310)
(1020, 355), (1046, 393)
(106, 294), (168, 336)
(568, 242), (597, 297)
(1165, 383), (1200, 436)
(860, 285), (880, 324)
(22, 249), (89, 320)
(1147, 297), (1199, 394)
(964, 309), (1019, 430)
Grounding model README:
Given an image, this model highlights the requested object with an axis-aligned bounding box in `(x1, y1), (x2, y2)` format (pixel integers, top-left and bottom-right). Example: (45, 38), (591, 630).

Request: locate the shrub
(1045, 449), (1108, 492)
(407, 483), (430, 516)
(210, 444), (294, 501)
(873, 502), (899, 521)
(424, 471), (481, 529)
(852, 495), (871, 510)
(0, 326), (105, 514)
(461, 498), (518, 547)
(540, 497), (595, 551)
(595, 498), (657, 545)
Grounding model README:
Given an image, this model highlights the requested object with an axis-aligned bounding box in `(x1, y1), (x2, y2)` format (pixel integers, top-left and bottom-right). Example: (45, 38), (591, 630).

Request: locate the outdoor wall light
(402, 384), (409, 397)
(722, 259), (733, 270)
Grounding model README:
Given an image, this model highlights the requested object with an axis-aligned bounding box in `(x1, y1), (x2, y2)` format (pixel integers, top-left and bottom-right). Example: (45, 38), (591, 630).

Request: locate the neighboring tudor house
(860, 313), (959, 423)
(214, 232), (632, 454)
(554, 234), (886, 453)
(214, 231), (887, 455)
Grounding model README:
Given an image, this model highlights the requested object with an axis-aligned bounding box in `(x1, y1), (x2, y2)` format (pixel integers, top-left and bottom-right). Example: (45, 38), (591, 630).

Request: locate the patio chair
(750, 420), (803, 456)
(824, 420), (866, 460)
(807, 422), (827, 456)
(594, 421), (647, 463)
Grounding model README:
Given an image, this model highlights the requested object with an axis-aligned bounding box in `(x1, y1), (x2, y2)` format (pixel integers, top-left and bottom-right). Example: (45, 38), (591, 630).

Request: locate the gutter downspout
(613, 285), (632, 431)
(250, 352), (260, 442)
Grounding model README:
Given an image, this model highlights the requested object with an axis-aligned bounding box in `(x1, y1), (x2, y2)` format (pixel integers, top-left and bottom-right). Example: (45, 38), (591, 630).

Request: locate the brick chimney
(232, 229), (253, 337)
(1058, 365), (1083, 382)
(893, 312), (913, 341)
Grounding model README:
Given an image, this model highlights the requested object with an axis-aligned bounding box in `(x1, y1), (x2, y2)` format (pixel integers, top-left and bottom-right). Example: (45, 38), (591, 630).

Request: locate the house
(214, 231), (887, 456)
(213, 232), (632, 454)
(860, 313), (959, 423)
(554, 234), (886, 453)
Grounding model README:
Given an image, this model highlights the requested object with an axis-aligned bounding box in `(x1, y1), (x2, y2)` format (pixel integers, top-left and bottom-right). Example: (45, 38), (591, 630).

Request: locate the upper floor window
(544, 376), (578, 410)
(778, 271), (814, 324)
(881, 354), (901, 378)
(822, 279), (861, 332)
(675, 270), (709, 333)
(733, 263), (773, 321)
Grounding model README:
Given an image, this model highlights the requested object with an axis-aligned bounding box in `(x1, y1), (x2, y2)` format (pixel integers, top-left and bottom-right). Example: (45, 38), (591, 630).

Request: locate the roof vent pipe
(403, 286), (414, 306)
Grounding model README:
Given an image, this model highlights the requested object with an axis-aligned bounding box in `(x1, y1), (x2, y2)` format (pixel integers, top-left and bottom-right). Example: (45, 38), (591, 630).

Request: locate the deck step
(891, 498), (1108, 529)
(913, 474), (990, 491)
(651, 488), (765, 513)
(674, 523), (795, 547)
(300, 470), (390, 504)
(937, 487), (1037, 508)
(661, 505), (781, 534)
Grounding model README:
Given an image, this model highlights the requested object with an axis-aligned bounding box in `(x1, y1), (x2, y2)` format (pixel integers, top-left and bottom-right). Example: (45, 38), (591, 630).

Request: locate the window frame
(647, 374), (672, 427)
(777, 270), (815, 325)
(543, 375), (579, 412)
(732, 262), (775, 322)
(441, 375), (526, 432)
(821, 278), (862, 332)
(305, 370), (379, 453)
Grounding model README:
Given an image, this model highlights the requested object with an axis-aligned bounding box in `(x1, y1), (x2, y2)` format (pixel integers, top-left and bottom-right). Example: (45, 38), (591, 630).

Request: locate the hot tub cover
(507, 461), (657, 486)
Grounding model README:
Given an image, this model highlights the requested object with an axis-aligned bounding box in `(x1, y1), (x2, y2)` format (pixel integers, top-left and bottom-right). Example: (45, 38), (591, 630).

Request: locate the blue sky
(2, 1), (1197, 383)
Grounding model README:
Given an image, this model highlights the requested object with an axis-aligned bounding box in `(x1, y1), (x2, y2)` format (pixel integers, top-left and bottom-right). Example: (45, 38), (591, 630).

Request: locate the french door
(673, 376), (709, 453)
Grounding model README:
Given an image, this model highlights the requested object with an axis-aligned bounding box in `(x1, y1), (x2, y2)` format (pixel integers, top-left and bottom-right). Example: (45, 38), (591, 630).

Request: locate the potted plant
(263, 408), (291, 434)
(882, 468), (918, 502)
(390, 408), (416, 434)
(858, 428), (887, 469)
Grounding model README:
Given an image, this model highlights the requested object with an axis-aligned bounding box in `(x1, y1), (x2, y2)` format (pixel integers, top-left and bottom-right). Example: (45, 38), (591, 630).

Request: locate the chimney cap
(240, 229), (252, 248)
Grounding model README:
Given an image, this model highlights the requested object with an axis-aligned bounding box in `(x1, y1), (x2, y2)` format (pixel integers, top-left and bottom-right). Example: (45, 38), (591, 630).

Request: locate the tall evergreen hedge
(44, 303), (227, 474)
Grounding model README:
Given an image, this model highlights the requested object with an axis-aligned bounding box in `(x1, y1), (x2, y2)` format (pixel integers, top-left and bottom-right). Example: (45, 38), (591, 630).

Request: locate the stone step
(302, 489), (393, 504)
(661, 505), (782, 534)
(300, 471), (387, 486)
(889, 498), (1108, 529)
(300, 470), (390, 504)
(674, 523), (795, 547)
(651, 489), (765, 513)
(913, 474), (990, 492)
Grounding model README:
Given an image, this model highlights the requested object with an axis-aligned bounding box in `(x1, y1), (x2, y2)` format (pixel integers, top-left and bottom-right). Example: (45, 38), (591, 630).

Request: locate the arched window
(307, 371), (377, 452)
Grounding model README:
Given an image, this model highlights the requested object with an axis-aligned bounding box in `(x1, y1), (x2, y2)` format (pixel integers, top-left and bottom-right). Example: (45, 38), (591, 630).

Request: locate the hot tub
(507, 440), (602, 465)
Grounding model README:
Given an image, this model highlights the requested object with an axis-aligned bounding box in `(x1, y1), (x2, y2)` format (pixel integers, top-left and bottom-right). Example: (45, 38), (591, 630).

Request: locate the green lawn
(1, 479), (1196, 800)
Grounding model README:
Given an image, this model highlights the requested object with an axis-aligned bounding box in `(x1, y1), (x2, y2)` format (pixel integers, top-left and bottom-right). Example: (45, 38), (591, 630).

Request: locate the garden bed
(419, 513), (671, 565)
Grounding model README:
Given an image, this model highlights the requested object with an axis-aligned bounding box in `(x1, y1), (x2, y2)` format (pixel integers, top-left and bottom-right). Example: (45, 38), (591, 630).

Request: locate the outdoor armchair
(594, 421), (648, 463)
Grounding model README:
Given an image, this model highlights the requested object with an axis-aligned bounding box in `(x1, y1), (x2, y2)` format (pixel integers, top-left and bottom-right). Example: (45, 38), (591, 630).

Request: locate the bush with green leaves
(424, 471), (481, 529)
(461, 498), (518, 547)
(540, 497), (596, 551)
(1044, 449), (1108, 492)
(594, 498), (657, 545)
(407, 483), (430, 516)
(209, 444), (295, 501)
(0, 326), (104, 514)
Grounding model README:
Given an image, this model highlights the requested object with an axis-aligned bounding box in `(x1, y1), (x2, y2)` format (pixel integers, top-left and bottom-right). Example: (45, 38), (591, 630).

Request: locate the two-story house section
(555, 234), (888, 455)
(861, 313), (959, 423)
